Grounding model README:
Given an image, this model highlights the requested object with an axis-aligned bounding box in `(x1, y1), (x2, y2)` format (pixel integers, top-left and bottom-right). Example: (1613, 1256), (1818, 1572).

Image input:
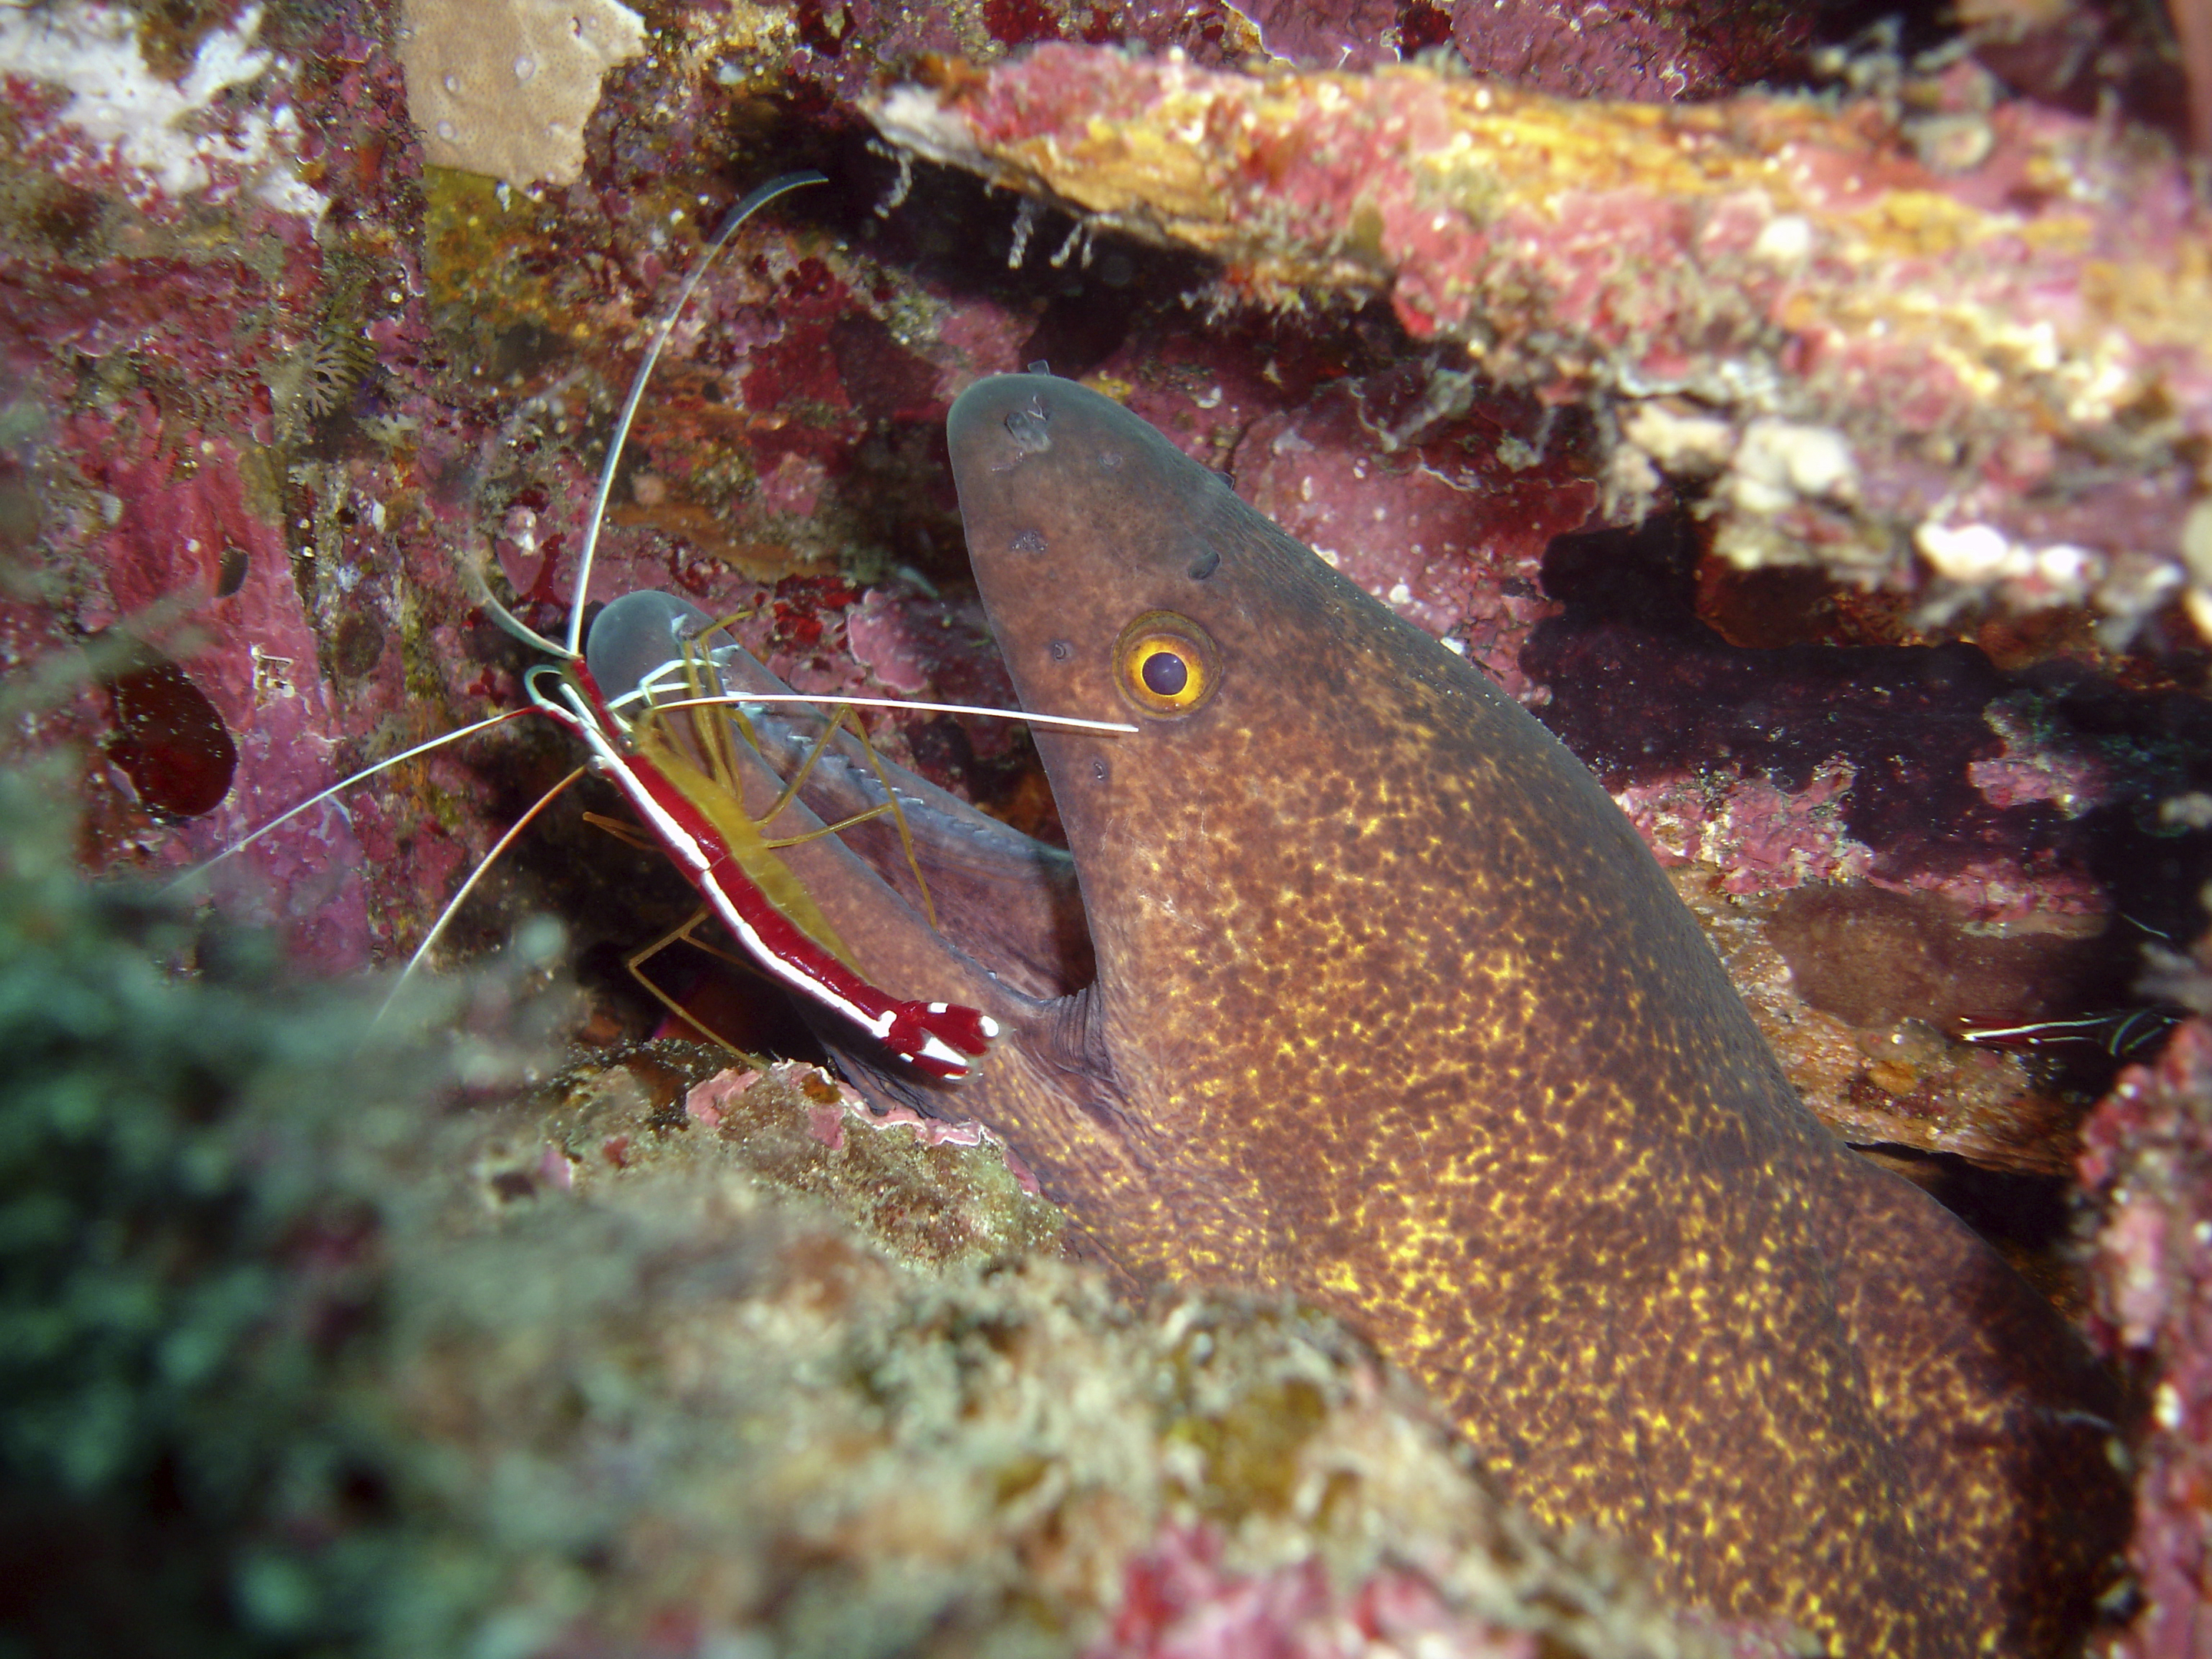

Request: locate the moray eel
(614, 373), (2128, 1656)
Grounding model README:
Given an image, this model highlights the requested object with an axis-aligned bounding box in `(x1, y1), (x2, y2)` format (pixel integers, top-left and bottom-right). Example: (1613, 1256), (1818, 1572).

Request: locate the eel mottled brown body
(744, 373), (2128, 1657)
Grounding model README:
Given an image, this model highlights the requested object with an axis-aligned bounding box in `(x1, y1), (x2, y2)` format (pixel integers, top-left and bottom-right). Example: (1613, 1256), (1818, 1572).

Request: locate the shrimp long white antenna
(566, 170), (826, 660)
(164, 707), (535, 892)
(371, 765), (587, 1031)
(630, 689), (1139, 736)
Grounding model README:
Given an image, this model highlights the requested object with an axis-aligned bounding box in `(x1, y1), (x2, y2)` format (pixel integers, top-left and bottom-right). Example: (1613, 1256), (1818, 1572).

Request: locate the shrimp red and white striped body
(167, 174), (1126, 1081)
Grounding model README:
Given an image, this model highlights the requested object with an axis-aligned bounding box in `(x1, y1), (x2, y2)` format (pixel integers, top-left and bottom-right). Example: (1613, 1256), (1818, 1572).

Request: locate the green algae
(0, 759), (494, 1655)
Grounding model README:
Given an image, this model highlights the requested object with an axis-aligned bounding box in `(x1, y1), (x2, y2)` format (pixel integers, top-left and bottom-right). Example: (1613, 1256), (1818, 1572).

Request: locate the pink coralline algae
(1227, 359), (1592, 697)
(1613, 763), (1867, 897)
(869, 44), (2212, 633)
(687, 1061), (1045, 1193)
(1093, 1522), (1535, 1659)
(1521, 528), (2210, 1168)
(0, 5), (452, 972)
(1523, 548), (2209, 928)
(846, 584), (1014, 702)
(1432, 0), (1806, 102)
(36, 373), (376, 968)
(771, 0), (1806, 101)
(1966, 697), (2118, 816)
(2080, 1015), (2212, 1658)
(1090, 1515), (1804, 1659)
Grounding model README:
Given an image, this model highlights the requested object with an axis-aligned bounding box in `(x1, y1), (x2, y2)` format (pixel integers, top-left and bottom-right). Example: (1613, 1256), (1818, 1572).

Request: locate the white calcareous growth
(396, 0), (646, 188)
(0, 2), (320, 214)
(2181, 498), (2212, 642)
(1620, 400), (1737, 476)
(1724, 419), (1859, 515)
(1914, 519), (2104, 608)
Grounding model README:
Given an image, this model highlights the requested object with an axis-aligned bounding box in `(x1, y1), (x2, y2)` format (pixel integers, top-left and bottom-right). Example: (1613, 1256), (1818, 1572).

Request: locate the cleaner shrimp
(175, 172), (1130, 1080)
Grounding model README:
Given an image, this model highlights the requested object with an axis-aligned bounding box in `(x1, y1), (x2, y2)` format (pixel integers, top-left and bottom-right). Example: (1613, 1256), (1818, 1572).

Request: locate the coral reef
(0, 1), (322, 212)
(752, 0), (1811, 105)
(1522, 514), (2212, 1173)
(5, 0), (2211, 1646)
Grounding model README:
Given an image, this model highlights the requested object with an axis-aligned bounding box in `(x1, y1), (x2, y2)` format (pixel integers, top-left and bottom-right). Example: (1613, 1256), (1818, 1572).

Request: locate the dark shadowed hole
(98, 637), (237, 820)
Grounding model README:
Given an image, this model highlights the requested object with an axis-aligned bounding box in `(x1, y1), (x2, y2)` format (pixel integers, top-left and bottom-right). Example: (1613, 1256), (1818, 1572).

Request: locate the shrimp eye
(1114, 611), (1219, 717)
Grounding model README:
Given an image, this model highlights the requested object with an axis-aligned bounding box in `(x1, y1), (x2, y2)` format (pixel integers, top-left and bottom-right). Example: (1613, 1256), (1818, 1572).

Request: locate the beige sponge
(397, 0), (646, 188)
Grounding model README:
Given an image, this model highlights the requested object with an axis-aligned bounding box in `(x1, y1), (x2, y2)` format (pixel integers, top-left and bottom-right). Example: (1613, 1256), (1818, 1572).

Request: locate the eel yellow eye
(1114, 611), (1220, 717)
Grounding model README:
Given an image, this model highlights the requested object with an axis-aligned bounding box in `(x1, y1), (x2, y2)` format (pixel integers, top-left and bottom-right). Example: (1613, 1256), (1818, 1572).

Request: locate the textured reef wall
(2, 0), (2210, 1651)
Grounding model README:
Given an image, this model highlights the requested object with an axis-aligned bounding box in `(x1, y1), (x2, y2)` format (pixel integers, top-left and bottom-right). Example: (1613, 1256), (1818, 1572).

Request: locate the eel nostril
(1004, 400), (1051, 456)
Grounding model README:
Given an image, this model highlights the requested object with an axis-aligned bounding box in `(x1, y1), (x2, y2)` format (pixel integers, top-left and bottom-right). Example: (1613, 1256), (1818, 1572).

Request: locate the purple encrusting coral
(2081, 1011), (2212, 1659)
(768, 0), (1810, 104)
(5, 0), (2212, 1649)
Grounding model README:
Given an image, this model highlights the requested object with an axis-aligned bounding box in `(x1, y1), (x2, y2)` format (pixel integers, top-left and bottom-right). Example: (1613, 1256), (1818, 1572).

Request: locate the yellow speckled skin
(912, 376), (2125, 1658)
